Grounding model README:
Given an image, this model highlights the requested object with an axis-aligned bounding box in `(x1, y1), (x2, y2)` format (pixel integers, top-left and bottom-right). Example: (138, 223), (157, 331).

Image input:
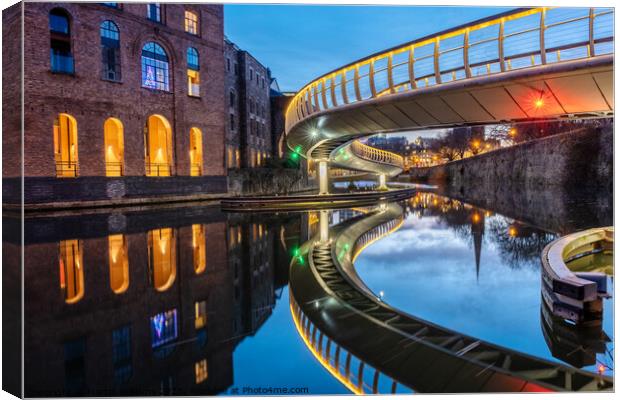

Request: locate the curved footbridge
(284, 7), (613, 194)
(288, 203), (613, 393)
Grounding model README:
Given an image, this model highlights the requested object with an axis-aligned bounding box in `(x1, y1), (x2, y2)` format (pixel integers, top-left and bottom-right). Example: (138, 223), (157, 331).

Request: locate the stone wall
(227, 168), (316, 196)
(408, 125), (613, 234)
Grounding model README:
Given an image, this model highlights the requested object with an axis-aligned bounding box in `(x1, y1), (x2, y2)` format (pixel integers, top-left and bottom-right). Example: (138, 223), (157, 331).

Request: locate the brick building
(224, 38), (272, 169)
(2, 2), (227, 205)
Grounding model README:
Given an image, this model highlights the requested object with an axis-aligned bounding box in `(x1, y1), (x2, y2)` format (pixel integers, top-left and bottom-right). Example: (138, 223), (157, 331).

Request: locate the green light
(291, 152), (299, 161)
(294, 145), (302, 154)
(297, 255), (305, 265)
(292, 247), (300, 257)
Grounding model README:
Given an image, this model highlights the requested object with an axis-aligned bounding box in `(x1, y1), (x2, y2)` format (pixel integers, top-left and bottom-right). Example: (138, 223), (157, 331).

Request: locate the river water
(6, 191), (612, 396)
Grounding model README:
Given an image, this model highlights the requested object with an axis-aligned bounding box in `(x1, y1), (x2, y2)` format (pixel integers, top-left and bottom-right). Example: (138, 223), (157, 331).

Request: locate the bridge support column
(319, 210), (329, 243)
(378, 174), (388, 191)
(318, 161), (329, 195)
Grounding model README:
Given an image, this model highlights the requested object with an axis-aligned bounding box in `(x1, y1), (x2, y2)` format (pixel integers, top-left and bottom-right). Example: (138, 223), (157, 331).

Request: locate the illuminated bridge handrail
(351, 140), (405, 168)
(352, 215), (405, 261)
(285, 7), (614, 133)
(290, 295), (409, 394)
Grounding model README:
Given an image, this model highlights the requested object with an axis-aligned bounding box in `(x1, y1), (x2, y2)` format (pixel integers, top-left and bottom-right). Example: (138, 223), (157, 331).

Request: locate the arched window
(104, 118), (124, 176)
(49, 8), (73, 73)
(189, 127), (203, 176)
(192, 224), (206, 274)
(148, 228), (176, 292)
(141, 42), (169, 91)
(54, 113), (78, 177)
(187, 47), (200, 97)
(144, 114), (173, 176)
(59, 239), (84, 304)
(108, 234), (129, 294)
(100, 20), (121, 81)
(184, 11), (199, 35)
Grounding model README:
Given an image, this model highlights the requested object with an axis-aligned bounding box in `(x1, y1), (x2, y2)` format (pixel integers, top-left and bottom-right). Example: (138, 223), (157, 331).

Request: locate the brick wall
(4, 3), (226, 198)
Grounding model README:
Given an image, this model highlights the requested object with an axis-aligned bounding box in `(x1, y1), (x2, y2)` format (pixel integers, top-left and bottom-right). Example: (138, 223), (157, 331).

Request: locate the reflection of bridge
(289, 204), (613, 393)
(284, 7), (614, 194)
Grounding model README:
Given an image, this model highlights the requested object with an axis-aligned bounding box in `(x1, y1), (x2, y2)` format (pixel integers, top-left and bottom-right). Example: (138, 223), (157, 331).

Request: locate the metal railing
(105, 161), (124, 177)
(351, 140), (404, 168)
(285, 7), (614, 132)
(55, 161), (78, 177)
(290, 295), (409, 394)
(145, 162), (172, 177)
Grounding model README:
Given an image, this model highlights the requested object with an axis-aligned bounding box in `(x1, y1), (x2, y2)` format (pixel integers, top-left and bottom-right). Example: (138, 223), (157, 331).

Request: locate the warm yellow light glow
(508, 227), (518, 237)
(109, 234), (129, 294)
(59, 239), (84, 304)
(195, 359), (208, 383)
(509, 128), (517, 136)
(146, 114), (172, 176)
(472, 213), (481, 223)
(195, 300), (207, 329)
(54, 113), (79, 178)
(149, 228), (176, 291)
(192, 224), (206, 274)
(535, 98), (544, 108)
(104, 117), (124, 177)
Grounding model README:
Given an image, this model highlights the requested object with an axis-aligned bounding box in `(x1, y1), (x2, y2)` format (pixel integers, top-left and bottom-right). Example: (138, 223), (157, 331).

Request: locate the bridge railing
(350, 140), (405, 168)
(285, 7), (613, 132)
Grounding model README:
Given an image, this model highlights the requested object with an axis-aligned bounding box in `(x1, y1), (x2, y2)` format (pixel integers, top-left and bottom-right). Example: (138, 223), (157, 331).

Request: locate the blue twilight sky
(224, 5), (514, 92)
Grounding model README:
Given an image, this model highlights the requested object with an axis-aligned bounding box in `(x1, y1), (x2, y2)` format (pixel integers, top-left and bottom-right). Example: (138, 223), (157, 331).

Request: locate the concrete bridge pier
(318, 160), (329, 195)
(378, 174), (387, 191)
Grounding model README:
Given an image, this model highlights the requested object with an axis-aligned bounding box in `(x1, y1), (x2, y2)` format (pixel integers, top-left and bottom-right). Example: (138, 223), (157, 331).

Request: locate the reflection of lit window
(150, 309), (178, 348)
(192, 224), (206, 274)
(112, 325), (132, 384)
(148, 228), (176, 291)
(59, 239), (84, 304)
(109, 234), (129, 294)
(195, 359), (208, 383)
(195, 300), (207, 329)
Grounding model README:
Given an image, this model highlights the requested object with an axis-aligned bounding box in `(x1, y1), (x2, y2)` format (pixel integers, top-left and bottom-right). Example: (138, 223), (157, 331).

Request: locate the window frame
(141, 42), (170, 92)
(184, 10), (199, 36)
(100, 20), (121, 82)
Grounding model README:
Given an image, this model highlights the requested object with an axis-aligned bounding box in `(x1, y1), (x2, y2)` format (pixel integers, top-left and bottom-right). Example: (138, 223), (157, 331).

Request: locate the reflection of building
(3, 3), (228, 206)
(224, 38), (273, 168)
(8, 205), (305, 397)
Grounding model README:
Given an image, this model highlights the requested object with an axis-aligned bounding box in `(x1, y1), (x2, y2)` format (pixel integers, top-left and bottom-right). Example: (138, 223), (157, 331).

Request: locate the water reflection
(4, 189), (613, 396)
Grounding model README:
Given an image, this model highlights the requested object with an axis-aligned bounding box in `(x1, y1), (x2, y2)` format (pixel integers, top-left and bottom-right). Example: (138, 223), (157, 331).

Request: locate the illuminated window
(54, 113), (78, 178)
(100, 20), (121, 81)
(49, 8), (74, 74)
(144, 114), (173, 176)
(192, 224), (206, 273)
(108, 234), (129, 294)
(195, 300), (207, 329)
(141, 42), (169, 91)
(195, 359), (208, 384)
(235, 149), (240, 168)
(104, 118), (124, 176)
(150, 309), (178, 348)
(146, 3), (161, 23)
(147, 228), (176, 291)
(184, 11), (199, 35)
(59, 239), (84, 304)
(189, 128), (203, 176)
(187, 47), (200, 97)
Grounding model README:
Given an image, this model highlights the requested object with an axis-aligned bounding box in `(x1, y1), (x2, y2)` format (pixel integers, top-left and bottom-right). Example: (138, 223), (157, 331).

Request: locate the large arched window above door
(54, 113), (78, 177)
(144, 114), (173, 177)
(141, 42), (170, 91)
(104, 118), (124, 176)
